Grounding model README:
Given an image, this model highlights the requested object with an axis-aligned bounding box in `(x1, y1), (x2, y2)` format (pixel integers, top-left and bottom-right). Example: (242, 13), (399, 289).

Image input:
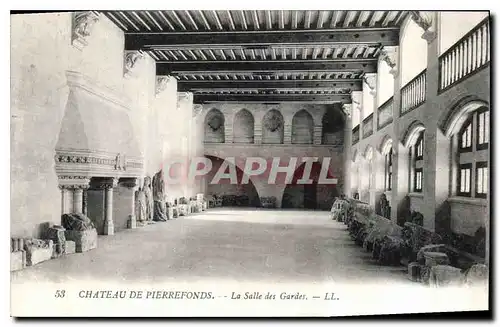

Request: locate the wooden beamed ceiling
(102, 10), (409, 103)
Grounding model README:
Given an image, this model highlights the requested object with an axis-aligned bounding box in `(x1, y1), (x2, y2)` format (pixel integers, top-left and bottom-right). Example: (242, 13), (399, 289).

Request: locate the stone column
(313, 124), (322, 145)
(73, 189), (84, 214)
(103, 177), (118, 236)
(58, 176), (91, 215)
(82, 190), (88, 215)
(417, 11), (442, 232)
(284, 124), (292, 144)
(60, 188), (70, 215)
(121, 178), (139, 229)
(254, 123), (263, 145)
(342, 104), (352, 197)
(380, 45), (402, 224)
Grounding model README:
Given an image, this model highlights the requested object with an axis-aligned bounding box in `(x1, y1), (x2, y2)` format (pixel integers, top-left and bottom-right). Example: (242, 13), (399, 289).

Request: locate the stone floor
(11, 208), (410, 285)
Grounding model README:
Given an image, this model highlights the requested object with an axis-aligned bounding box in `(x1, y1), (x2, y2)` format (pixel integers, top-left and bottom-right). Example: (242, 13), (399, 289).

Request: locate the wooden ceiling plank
(252, 10), (260, 30)
(119, 11), (140, 31)
(145, 12), (163, 31)
(292, 11), (298, 29)
(184, 10), (199, 30)
(266, 11), (272, 29)
(330, 11), (340, 28)
(240, 11), (248, 30)
(198, 10), (212, 30)
(305, 10), (311, 29)
(279, 10), (285, 29)
(107, 12), (128, 31)
(158, 11), (175, 30)
(225, 11), (235, 30)
(317, 11), (325, 29)
(170, 10), (187, 30)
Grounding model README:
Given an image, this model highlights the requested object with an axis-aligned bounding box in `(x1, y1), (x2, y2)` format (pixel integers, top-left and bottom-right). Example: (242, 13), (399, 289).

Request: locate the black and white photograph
(8, 7), (491, 318)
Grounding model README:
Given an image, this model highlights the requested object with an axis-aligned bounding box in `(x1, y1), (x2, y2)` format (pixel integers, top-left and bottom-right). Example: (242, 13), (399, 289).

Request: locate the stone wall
(10, 12), (200, 238)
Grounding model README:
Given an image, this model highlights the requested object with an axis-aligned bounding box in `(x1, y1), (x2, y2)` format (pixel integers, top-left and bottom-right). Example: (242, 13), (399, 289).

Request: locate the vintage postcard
(10, 9), (490, 317)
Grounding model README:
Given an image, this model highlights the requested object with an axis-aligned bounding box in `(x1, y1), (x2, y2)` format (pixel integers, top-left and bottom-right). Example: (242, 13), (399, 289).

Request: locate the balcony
(377, 96), (394, 130)
(400, 69), (426, 115)
(439, 17), (490, 93)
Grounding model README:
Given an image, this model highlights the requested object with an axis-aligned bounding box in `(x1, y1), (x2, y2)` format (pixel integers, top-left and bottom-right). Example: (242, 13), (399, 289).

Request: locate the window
(411, 131), (424, 193)
(457, 163), (472, 196)
(477, 109), (489, 150)
(454, 108), (489, 198)
(385, 147), (393, 191)
(414, 168), (423, 192)
(459, 119), (472, 152)
(476, 162), (488, 198)
(415, 133), (424, 159)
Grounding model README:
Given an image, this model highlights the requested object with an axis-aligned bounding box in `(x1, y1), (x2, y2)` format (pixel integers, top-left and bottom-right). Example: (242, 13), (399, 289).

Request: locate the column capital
(95, 177), (119, 190)
(380, 46), (399, 77)
(410, 11), (437, 43)
(193, 104), (204, 118)
(177, 92), (193, 103)
(58, 175), (91, 190)
(72, 11), (100, 50)
(124, 50), (145, 78)
(155, 75), (176, 96)
(342, 103), (352, 118)
(363, 73), (377, 96)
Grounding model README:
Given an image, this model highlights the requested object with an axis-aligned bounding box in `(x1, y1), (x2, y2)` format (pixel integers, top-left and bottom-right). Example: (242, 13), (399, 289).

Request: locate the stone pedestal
(65, 241), (76, 255)
(11, 251), (25, 272)
(26, 241), (54, 266)
(65, 229), (97, 253)
(429, 265), (463, 288)
(167, 207), (174, 220)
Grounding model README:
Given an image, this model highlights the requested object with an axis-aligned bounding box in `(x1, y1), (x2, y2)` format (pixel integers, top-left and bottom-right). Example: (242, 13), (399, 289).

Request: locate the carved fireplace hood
(55, 71), (143, 179)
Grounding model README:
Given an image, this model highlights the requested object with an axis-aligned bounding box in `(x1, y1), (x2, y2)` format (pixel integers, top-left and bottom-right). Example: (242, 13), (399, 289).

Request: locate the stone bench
(11, 251), (25, 272)
(64, 229), (97, 253)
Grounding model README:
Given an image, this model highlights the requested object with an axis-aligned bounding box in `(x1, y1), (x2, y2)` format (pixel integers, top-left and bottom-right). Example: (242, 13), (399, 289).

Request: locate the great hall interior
(10, 10), (490, 290)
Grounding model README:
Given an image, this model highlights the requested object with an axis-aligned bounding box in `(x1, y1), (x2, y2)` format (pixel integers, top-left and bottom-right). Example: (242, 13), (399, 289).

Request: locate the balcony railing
(362, 113), (374, 138)
(377, 96), (394, 130)
(439, 17), (490, 92)
(400, 69), (426, 115)
(352, 125), (360, 145)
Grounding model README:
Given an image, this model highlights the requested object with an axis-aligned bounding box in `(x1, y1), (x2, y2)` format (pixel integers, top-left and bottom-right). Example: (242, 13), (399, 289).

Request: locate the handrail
(438, 17), (490, 92)
(400, 69), (426, 115)
(440, 16), (490, 60)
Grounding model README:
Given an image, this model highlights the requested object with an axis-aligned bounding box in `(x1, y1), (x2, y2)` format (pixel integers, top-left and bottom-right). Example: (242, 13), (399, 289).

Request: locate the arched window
(409, 131), (424, 193)
(233, 109), (254, 144)
(366, 147), (374, 190)
(382, 140), (393, 191)
(291, 110), (313, 144)
(455, 107), (489, 198)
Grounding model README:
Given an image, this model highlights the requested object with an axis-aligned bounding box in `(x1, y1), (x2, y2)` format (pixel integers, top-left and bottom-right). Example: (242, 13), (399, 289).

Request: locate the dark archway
(281, 162), (339, 210)
(322, 104), (345, 145)
(204, 155), (261, 207)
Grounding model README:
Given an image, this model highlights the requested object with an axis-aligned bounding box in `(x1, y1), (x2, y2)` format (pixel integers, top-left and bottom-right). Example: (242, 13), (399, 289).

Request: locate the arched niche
(204, 108), (225, 143)
(233, 109), (255, 144)
(321, 106), (344, 145)
(291, 109), (314, 144)
(262, 109), (284, 144)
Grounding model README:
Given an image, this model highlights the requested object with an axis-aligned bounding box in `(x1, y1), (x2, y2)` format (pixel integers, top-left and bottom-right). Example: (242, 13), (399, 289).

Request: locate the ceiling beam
(177, 79), (363, 91)
(193, 93), (352, 103)
(157, 59), (376, 74)
(124, 28), (399, 50)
